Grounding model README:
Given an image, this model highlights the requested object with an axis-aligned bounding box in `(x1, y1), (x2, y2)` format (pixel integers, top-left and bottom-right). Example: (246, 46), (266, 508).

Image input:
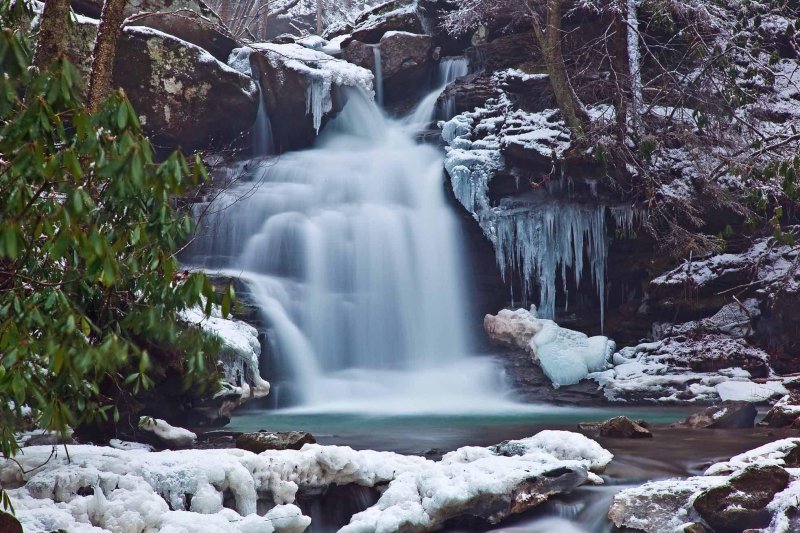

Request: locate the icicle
(306, 77), (327, 133)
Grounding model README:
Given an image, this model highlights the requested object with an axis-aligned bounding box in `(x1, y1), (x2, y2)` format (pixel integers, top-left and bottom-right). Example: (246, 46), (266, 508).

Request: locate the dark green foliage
(0, 1), (226, 464)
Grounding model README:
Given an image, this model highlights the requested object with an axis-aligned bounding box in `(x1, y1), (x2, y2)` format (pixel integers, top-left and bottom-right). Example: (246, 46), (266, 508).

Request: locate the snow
(485, 307), (614, 387)
(237, 43), (374, 132)
(3, 432), (609, 533)
(715, 380), (788, 402)
(138, 418), (197, 448)
(704, 438), (800, 476)
(613, 438), (800, 531)
(341, 431), (611, 532)
(181, 304), (270, 401)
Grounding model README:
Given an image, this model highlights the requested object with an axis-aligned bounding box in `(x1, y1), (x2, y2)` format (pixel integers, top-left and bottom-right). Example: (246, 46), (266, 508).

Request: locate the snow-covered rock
(342, 431), (612, 531)
(762, 393), (800, 427)
(231, 43), (373, 150)
(2, 431), (610, 533)
(138, 417), (197, 449)
(181, 304), (270, 403)
(609, 438), (800, 533)
(484, 307), (614, 387)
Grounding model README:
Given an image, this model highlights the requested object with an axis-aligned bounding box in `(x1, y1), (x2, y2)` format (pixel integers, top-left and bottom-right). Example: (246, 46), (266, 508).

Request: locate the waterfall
(405, 56), (470, 129)
(252, 82), (274, 157)
(371, 46), (384, 107)
(187, 88), (513, 412)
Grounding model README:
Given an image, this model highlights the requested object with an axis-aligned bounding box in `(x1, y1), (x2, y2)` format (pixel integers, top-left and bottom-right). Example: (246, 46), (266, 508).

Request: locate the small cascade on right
(405, 56), (470, 130)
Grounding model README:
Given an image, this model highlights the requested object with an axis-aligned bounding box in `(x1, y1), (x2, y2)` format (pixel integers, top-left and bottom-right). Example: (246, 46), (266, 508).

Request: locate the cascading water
(371, 46), (384, 106)
(187, 87), (513, 413)
(406, 56), (470, 128)
(251, 82), (274, 157)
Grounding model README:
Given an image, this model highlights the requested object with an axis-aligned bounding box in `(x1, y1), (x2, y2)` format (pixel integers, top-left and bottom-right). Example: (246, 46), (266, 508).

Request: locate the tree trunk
(316, 0), (323, 34)
(625, 0), (643, 138)
(32, 0), (71, 71)
(86, 0), (129, 111)
(529, 0), (589, 138)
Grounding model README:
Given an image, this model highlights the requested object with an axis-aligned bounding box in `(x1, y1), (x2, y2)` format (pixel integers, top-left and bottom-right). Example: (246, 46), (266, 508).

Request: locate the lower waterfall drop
(188, 88), (514, 413)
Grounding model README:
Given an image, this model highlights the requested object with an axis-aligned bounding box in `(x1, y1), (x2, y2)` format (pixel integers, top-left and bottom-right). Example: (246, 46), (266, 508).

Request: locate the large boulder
(71, 0), (222, 24)
(578, 416), (652, 439)
(116, 26), (257, 149)
(127, 11), (238, 62)
(63, 18), (258, 149)
(235, 43), (373, 151)
(693, 465), (791, 532)
(349, 0), (422, 44)
(343, 31), (433, 104)
(761, 393), (800, 427)
(676, 401), (758, 429)
(236, 431), (316, 453)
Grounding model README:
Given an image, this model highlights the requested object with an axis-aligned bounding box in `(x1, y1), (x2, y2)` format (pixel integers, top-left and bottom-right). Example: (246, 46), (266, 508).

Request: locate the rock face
(129, 11), (238, 62)
(343, 31), (433, 104)
(236, 431), (316, 453)
(693, 465), (791, 531)
(60, 16), (257, 150)
(677, 401), (758, 429)
(237, 43), (373, 151)
(578, 417), (652, 439)
(71, 0), (222, 24)
(116, 27), (258, 149)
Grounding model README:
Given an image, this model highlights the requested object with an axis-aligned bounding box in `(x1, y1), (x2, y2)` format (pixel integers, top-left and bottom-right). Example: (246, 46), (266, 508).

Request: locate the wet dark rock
(682, 523), (708, 533)
(677, 401), (758, 429)
(343, 32), (433, 104)
(236, 431), (316, 453)
(693, 465), (790, 532)
(129, 11), (238, 62)
(578, 416), (653, 439)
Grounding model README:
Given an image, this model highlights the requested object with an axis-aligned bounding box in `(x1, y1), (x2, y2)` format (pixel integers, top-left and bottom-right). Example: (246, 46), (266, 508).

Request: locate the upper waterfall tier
(186, 88), (513, 411)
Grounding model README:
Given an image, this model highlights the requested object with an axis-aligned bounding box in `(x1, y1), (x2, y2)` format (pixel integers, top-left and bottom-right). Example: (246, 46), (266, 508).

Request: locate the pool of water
(228, 405), (693, 454)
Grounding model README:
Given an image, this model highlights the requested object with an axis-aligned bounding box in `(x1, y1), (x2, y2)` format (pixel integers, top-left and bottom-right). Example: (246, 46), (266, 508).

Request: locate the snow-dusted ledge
(1, 431), (611, 532)
(181, 304), (270, 403)
(229, 43), (373, 132)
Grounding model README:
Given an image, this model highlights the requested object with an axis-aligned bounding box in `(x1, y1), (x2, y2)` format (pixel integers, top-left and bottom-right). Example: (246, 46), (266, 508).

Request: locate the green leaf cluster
(0, 2), (227, 459)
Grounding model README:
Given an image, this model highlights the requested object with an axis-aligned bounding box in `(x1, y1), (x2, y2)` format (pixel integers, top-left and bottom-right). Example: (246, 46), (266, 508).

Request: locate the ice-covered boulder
(2, 431), (610, 533)
(181, 303), (270, 405)
(127, 10), (238, 62)
(484, 307), (614, 387)
(139, 417), (197, 449)
(341, 431), (612, 532)
(232, 43), (373, 151)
